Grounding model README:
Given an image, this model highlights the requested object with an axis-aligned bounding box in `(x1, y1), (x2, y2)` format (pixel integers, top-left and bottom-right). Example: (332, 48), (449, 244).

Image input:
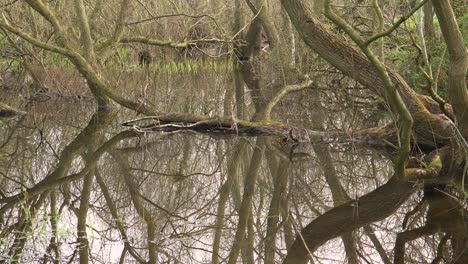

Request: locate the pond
(2, 66), (463, 264)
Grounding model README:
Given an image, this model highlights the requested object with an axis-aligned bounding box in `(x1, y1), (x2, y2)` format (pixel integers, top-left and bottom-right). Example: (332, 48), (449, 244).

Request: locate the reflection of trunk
(42, 191), (60, 264)
(363, 225), (392, 264)
(280, 193), (294, 249)
(243, 212), (255, 264)
(78, 125), (106, 264)
(308, 89), (358, 264)
(7, 194), (48, 262)
(3, 109), (118, 261)
(114, 153), (158, 264)
(175, 135), (192, 181)
(394, 193), (468, 264)
(95, 170), (146, 263)
(77, 171), (95, 264)
(264, 153), (290, 264)
(227, 138), (265, 264)
(240, 144), (256, 264)
(212, 141), (247, 264)
(282, 177), (417, 264)
(212, 182), (230, 264)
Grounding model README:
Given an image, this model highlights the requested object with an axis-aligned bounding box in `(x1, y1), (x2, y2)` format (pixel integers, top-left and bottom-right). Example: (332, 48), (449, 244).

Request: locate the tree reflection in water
(0, 1), (466, 260)
(0, 71), (466, 264)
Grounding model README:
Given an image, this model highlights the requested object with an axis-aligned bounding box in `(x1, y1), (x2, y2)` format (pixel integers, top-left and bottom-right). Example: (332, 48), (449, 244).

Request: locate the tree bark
(423, 1), (436, 40)
(280, 0), (453, 146)
(431, 0), (468, 135)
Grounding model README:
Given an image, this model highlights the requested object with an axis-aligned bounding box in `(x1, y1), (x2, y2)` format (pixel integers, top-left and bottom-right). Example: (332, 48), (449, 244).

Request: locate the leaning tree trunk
(280, 0), (454, 147)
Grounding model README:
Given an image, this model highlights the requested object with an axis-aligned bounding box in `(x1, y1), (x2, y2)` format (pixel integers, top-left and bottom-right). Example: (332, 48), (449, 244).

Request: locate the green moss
(428, 154), (442, 172)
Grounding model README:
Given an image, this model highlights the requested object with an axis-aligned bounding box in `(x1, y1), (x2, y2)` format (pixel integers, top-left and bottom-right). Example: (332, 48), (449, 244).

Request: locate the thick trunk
(280, 0), (453, 146)
(431, 0), (468, 135)
(212, 142), (246, 264)
(423, 1), (436, 40)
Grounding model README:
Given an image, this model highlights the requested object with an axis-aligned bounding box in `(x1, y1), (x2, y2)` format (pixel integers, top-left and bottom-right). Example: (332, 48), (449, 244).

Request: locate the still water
(0, 68), (462, 263)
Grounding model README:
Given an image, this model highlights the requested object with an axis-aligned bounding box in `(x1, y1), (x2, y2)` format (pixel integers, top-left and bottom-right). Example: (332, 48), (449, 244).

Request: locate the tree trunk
(280, 0), (453, 146)
(431, 0), (468, 135)
(423, 1), (436, 40)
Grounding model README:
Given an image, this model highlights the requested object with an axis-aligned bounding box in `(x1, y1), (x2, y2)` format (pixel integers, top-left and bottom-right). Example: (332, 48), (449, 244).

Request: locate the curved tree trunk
(282, 177), (417, 264)
(280, 0), (454, 146)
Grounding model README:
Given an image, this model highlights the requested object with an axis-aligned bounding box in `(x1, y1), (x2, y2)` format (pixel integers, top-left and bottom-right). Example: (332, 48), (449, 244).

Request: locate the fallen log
(121, 114), (396, 150)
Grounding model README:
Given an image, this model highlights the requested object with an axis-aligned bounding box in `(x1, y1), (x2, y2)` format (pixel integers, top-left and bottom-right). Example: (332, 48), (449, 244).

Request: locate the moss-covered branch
(0, 19), (72, 56)
(23, 0), (70, 47)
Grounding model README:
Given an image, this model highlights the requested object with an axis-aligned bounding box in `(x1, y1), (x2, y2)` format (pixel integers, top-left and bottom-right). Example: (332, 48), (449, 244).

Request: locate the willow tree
(0, 0), (466, 263)
(0, 0), (231, 114)
(279, 0), (467, 263)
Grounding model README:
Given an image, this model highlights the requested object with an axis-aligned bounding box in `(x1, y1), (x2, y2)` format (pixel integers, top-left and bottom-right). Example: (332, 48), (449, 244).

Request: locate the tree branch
(364, 0), (428, 47)
(324, 0), (413, 176)
(0, 20), (71, 56)
(23, 0), (69, 47)
(73, 0), (94, 59)
(263, 75), (313, 120)
(97, 0), (130, 57)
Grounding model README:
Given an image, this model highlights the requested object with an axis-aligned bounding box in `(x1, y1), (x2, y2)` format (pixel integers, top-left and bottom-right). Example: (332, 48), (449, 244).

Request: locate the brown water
(0, 68), (462, 263)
